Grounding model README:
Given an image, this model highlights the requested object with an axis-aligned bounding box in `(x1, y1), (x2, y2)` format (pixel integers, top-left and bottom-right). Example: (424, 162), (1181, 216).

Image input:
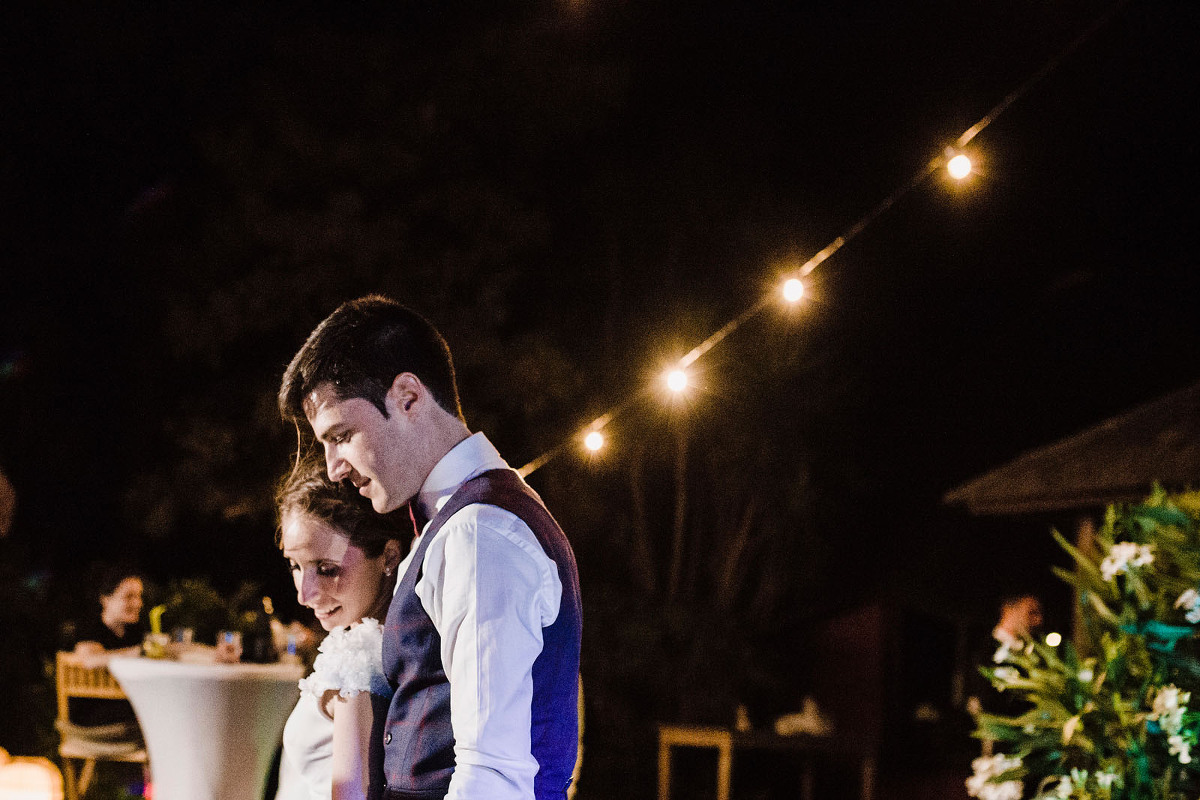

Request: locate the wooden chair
(54, 651), (148, 800)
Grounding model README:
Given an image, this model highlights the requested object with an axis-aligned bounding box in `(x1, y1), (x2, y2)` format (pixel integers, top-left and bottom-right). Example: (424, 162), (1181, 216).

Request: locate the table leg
(801, 753), (814, 800)
(658, 739), (672, 800)
(860, 754), (876, 800)
(79, 761), (96, 796)
(716, 740), (732, 800)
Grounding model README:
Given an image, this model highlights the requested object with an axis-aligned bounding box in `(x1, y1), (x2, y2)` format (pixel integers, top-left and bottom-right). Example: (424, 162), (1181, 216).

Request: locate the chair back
(54, 651), (146, 800)
(54, 652), (130, 723)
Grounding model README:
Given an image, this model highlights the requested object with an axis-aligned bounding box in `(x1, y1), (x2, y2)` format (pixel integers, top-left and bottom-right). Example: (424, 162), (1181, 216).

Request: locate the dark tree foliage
(8, 0), (1195, 794)
(85, 9), (834, 796)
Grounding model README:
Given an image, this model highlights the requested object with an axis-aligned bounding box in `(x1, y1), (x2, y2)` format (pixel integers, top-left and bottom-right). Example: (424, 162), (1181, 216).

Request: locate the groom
(279, 295), (582, 800)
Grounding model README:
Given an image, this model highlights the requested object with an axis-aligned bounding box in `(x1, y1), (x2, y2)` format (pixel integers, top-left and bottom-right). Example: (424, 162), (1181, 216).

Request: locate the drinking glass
(215, 629), (243, 663)
(142, 631), (170, 659)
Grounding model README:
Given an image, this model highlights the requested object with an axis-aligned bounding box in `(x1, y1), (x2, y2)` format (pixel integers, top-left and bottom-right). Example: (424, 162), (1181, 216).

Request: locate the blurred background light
(782, 278), (804, 303)
(947, 153), (973, 179)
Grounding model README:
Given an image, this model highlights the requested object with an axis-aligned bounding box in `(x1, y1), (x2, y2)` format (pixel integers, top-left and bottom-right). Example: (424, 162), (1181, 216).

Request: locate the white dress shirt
(393, 432), (564, 800)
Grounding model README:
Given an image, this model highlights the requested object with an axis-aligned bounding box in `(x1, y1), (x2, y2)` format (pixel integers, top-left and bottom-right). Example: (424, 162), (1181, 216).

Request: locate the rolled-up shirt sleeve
(416, 504), (563, 800)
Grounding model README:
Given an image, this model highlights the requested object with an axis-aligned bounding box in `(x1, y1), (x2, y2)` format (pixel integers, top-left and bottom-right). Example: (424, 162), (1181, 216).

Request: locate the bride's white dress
(276, 690), (332, 800)
(275, 619), (389, 800)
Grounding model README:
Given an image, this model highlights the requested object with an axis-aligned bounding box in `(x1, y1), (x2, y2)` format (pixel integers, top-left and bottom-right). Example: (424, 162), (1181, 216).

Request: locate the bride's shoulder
(299, 617), (388, 701)
(316, 618), (383, 653)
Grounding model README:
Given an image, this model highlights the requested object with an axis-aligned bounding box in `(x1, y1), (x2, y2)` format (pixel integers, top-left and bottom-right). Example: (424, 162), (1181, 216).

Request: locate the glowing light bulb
(782, 278), (804, 303)
(947, 154), (972, 179)
(1045, 632), (1062, 647)
(584, 431), (604, 452)
(665, 369), (688, 393)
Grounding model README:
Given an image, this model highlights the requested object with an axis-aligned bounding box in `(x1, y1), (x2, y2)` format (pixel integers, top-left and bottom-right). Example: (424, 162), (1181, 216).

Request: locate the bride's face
(281, 510), (388, 631)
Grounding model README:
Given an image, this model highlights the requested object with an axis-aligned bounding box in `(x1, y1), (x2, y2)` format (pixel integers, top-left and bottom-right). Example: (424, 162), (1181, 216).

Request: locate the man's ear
(387, 373), (422, 414)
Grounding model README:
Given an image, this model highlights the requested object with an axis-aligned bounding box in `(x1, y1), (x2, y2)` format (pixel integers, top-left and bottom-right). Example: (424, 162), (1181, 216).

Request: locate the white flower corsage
(298, 617), (390, 699)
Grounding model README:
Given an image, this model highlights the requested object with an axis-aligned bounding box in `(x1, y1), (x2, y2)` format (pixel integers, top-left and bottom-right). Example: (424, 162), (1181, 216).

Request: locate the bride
(274, 458), (405, 800)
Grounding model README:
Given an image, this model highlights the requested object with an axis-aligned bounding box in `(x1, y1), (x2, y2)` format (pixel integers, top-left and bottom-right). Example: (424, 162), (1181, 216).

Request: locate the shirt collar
(415, 432), (509, 525)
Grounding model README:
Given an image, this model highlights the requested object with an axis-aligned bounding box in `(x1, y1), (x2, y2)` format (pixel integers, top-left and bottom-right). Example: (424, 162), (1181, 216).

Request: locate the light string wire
(518, 0), (1132, 479)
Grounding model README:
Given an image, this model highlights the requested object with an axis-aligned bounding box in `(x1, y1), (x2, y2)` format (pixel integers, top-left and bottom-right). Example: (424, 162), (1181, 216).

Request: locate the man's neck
(412, 417), (473, 510)
(424, 417), (471, 473)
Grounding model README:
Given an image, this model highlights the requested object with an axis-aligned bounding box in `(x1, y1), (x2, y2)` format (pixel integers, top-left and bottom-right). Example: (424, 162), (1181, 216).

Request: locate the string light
(516, 0), (1129, 478)
(665, 369), (689, 393)
(1045, 632), (1062, 647)
(947, 154), (972, 179)
(782, 278), (804, 303)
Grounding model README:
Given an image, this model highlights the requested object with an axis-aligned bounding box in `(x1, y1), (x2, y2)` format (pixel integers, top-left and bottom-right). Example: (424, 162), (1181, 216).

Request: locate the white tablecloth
(109, 656), (304, 800)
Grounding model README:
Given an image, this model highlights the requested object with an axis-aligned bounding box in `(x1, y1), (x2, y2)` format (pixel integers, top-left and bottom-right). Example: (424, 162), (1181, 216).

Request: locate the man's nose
(326, 446), (351, 482)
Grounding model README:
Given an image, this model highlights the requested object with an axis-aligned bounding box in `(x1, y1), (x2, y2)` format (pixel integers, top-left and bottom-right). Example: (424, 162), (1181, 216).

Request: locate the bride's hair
(274, 455), (411, 558)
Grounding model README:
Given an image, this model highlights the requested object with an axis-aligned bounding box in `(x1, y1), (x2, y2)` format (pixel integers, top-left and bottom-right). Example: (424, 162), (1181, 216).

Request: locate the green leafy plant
(969, 487), (1200, 800)
(157, 577), (234, 645)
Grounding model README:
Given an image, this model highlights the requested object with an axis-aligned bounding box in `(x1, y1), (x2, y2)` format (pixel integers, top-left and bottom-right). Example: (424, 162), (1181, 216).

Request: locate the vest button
(384, 732), (392, 745)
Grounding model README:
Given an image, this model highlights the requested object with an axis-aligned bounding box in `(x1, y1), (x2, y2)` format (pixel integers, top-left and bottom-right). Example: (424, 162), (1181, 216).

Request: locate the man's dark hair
(278, 295), (463, 423)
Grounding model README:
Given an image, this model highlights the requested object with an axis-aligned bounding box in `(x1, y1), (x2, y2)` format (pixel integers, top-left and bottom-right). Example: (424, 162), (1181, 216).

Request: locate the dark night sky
(2, 0), (1198, 630)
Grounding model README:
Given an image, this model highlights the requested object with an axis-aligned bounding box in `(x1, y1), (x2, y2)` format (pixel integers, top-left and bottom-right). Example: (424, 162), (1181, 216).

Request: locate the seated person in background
(68, 563), (146, 730)
(74, 565), (146, 657)
(273, 457), (406, 800)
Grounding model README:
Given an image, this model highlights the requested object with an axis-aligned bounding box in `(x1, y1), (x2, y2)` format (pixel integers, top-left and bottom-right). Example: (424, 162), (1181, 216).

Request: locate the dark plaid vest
(376, 468), (582, 800)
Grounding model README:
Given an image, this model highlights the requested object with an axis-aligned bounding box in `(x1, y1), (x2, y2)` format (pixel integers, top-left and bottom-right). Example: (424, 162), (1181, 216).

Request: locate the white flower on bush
(1168, 734), (1192, 764)
(1038, 769), (1090, 799)
(1161, 707), (1186, 734)
(1150, 684), (1190, 729)
(993, 666), (1019, 685)
(1149, 684), (1194, 764)
(1094, 770), (1117, 789)
(1050, 775), (1073, 798)
(1061, 714), (1082, 744)
(966, 754), (1023, 800)
(969, 777), (1024, 800)
(1175, 588), (1200, 623)
(1099, 541), (1154, 581)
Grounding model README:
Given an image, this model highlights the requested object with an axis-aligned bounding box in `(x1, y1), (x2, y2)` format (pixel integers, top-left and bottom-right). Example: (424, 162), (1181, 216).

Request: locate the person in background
(67, 564), (146, 729)
(73, 564), (146, 659)
(990, 594), (1044, 656)
(966, 593), (1044, 754)
(55, 563), (148, 795)
(274, 457), (406, 800)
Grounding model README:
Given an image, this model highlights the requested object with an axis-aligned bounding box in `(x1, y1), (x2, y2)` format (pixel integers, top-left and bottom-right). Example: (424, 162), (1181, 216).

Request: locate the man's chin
(373, 494), (401, 514)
